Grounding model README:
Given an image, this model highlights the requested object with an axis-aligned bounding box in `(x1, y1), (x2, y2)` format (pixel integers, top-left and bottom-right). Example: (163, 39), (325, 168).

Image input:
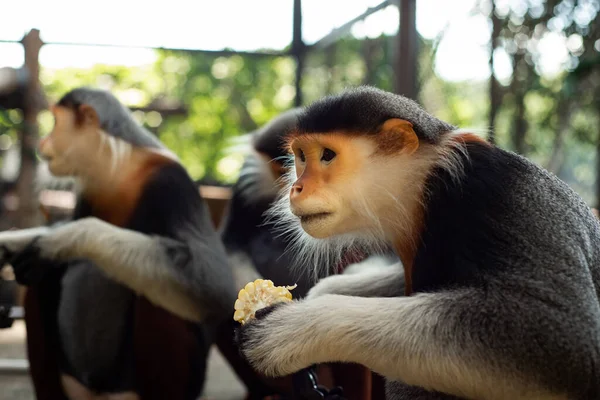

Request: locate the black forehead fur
(295, 86), (456, 143)
(57, 87), (163, 149)
(252, 107), (301, 161)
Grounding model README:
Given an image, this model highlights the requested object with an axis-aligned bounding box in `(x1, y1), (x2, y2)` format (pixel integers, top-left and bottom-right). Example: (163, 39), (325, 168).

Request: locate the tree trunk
(508, 53), (529, 155)
(362, 38), (376, 86)
(488, 0), (502, 144)
(545, 99), (570, 173)
(596, 99), (600, 209)
(325, 43), (337, 94)
(512, 89), (527, 155)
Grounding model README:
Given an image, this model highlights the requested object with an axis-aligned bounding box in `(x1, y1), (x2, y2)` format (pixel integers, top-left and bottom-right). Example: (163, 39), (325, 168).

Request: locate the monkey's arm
(228, 251), (263, 292)
(306, 260), (404, 299)
(237, 292), (570, 400)
(0, 218), (206, 323)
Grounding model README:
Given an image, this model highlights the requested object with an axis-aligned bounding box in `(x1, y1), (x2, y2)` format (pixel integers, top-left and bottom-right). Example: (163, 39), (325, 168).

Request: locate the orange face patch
(288, 133), (364, 188)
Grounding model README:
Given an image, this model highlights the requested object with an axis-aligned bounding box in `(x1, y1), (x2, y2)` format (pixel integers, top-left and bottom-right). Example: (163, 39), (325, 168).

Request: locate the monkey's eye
(298, 149), (306, 163)
(321, 148), (336, 163)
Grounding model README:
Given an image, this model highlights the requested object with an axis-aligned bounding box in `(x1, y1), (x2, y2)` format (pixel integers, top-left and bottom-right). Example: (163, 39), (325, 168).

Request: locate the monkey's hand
(0, 227), (51, 261)
(0, 227), (53, 285)
(235, 300), (318, 377)
(7, 237), (55, 285)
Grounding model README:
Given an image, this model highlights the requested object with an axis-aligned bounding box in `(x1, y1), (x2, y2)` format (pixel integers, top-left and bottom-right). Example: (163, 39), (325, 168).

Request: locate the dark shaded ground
(0, 321), (245, 400)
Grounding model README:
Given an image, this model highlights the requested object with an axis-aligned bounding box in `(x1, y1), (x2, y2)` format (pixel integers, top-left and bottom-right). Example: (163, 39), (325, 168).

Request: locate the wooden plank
(0, 358), (29, 374)
(0, 39), (287, 59)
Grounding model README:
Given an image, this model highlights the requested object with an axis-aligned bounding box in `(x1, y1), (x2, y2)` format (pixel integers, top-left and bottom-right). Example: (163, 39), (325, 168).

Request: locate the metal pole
(292, 0), (305, 107)
(394, 0), (418, 99)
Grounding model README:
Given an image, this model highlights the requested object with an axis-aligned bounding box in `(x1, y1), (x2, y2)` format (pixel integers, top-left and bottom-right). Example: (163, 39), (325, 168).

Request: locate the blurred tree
(473, 0), (600, 203)
(36, 52), (296, 184)
(7, 1), (594, 205)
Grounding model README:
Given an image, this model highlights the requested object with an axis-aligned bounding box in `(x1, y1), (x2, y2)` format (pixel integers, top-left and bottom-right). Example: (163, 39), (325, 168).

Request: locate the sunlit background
(0, 0), (599, 199)
(1, 0), (600, 398)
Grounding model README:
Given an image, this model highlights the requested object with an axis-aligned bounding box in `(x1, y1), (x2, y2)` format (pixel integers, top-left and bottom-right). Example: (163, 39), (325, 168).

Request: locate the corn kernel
(233, 279), (297, 325)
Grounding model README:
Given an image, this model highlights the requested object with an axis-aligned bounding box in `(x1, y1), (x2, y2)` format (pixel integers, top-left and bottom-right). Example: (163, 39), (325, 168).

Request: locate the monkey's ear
(77, 104), (100, 128)
(380, 118), (419, 156)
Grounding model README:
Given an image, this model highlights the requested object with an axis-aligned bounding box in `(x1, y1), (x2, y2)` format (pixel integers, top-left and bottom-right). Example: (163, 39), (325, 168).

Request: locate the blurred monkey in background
(219, 108), (397, 400)
(0, 87), (237, 400)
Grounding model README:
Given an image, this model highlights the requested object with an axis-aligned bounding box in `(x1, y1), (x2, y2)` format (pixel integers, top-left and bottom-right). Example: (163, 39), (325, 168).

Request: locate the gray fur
(385, 381), (463, 400)
(0, 87), (235, 398)
(57, 87), (163, 149)
(58, 260), (136, 389)
(296, 85), (457, 143)
(307, 258), (404, 299)
(238, 88), (600, 399)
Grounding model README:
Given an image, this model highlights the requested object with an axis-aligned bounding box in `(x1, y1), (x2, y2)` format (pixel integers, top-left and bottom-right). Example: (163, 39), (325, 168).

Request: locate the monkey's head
(38, 87), (165, 178)
(267, 86), (459, 274)
(286, 118), (423, 239)
(252, 108), (302, 186)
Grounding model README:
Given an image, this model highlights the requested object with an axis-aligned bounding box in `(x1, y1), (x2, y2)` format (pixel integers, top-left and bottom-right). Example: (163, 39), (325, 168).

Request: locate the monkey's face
(39, 105), (103, 177)
(287, 134), (379, 239)
(286, 120), (426, 242)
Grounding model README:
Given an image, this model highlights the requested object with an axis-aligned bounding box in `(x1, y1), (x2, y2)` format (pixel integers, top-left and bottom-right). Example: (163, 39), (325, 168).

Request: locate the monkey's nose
(290, 183), (303, 199)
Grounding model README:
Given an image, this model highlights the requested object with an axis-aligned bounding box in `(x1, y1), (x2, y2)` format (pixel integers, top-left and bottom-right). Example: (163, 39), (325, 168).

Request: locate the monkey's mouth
(298, 212), (333, 224)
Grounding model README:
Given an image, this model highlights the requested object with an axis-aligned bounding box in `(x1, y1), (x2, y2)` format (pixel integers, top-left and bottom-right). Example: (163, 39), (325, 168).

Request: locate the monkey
(223, 107), (398, 296)
(219, 108), (399, 400)
(233, 85), (600, 400)
(220, 108), (315, 296)
(0, 87), (237, 400)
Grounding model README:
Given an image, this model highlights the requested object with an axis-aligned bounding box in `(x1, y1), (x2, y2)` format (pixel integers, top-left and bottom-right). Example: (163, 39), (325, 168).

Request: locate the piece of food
(233, 279), (297, 325)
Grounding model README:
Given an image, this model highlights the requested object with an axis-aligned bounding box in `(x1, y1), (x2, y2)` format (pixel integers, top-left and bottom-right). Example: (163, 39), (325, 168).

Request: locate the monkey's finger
(0, 245), (14, 264)
(254, 302), (284, 320)
(9, 237), (49, 285)
(11, 258), (48, 286)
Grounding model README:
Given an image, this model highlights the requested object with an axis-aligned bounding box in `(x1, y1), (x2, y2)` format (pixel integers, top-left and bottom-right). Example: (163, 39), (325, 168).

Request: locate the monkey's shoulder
(126, 162), (212, 238)
(413, 141), (599, 292)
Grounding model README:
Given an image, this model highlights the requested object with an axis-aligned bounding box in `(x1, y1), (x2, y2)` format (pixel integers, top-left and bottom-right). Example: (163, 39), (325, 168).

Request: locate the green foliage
(37, 53), (296, 183)
(24, 2), (598, 205)
(153, 51), (296, 183)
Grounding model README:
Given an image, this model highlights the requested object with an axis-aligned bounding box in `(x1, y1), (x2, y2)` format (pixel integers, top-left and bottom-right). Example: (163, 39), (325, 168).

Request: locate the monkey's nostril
(290, 184), (303, 197)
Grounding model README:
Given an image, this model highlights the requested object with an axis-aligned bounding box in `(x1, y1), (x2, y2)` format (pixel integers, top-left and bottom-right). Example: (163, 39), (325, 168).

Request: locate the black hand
(322, 386), (346, 400)
(9, 236), (51, 286)
(234, 302), (285, 360)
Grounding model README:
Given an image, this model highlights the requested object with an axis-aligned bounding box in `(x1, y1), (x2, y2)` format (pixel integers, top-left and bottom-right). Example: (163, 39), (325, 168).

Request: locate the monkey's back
(415, 140), (600, 293)
(413, 141), (600, 397)
(55, 162), (219, 399)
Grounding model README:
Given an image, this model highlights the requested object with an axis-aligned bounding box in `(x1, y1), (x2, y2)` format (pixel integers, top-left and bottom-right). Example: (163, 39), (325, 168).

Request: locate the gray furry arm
(240, 292), (575, 400)
(307, 259), (404, 298)
(0, 218), (220, 323)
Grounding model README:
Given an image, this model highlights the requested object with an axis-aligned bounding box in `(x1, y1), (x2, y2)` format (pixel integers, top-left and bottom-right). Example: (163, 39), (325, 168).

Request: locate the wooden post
(394, 0), (418, 99)
(15, 29), (45, 229)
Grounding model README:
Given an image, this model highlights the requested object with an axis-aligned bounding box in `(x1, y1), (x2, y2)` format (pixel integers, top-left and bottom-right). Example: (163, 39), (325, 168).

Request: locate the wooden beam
(394, 0), (418, 99)
(311, 0), (392, 50)
(15, 30), (45, 229)
(0, 358), (29, 374)
(0, 39), (287, 59)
